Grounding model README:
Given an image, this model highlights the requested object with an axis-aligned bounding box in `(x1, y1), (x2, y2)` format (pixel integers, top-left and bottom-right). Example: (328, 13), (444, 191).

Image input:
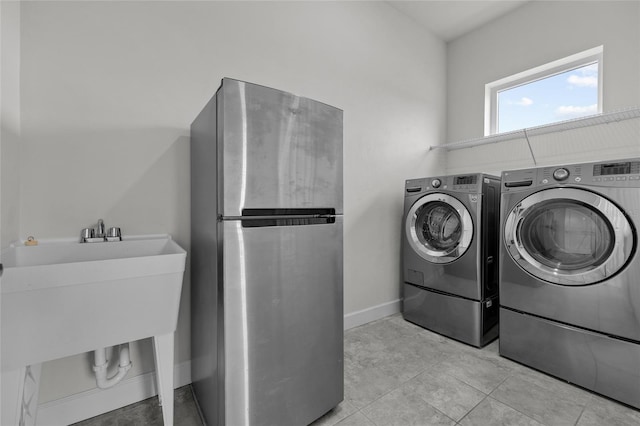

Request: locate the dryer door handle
(504, 180), (533, 188)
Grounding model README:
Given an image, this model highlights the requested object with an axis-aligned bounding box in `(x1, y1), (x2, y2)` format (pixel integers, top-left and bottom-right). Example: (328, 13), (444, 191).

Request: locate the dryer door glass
(504, 187), (634, 285)
(520, 201), (613, 271)
(406, 193), (473, 264)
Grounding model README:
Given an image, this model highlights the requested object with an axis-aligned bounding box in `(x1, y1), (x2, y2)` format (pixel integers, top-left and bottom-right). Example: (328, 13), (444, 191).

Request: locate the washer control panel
(405, 174), (490, 195)
(453, 175), (478, 190)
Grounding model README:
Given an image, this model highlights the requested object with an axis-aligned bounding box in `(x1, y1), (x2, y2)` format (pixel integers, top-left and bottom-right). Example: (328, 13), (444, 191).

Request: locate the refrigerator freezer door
(221, 217), (344, 426)
(219, 78), (343, 216)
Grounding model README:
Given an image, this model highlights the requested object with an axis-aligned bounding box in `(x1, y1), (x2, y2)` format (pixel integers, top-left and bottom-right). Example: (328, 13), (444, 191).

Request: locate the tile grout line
(433, 353), (515, 397)
(350, 367), (424, 413)
(408, 368), (482, 425)
(485, 372), (547, 425)
(358, 407), (377, 426)
(455, 394), (490, 425)
(488, 368), (593, 425)
(348, 336), (436, 415)
(351, 361), (458, 426)
(573, 395), (591, 426)
(485, 395), (547, 426)
(362, 319), (508, 424)
(501, 367), (593, 424)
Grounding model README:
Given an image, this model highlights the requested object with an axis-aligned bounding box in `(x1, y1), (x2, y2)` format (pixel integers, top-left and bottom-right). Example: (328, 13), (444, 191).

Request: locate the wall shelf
(430, 107), (640, 152)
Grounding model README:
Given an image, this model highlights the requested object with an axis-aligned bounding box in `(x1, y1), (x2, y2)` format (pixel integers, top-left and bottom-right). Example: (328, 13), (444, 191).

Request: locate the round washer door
(504, 187), (635, 285)
(405, 193), (474, 264)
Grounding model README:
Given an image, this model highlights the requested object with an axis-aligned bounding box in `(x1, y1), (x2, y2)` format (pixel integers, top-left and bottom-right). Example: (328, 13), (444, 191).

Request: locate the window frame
(484, 46), (604, 136)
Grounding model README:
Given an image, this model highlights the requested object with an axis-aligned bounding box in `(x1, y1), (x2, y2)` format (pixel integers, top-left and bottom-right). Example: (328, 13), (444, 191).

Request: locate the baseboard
(36, 360), (191, 426)
(36, 302), (400, 424)
(344, 298), (402, 330)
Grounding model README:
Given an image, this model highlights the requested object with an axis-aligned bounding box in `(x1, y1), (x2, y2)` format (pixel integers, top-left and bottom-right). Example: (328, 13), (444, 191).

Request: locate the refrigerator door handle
(221, 208), (339, 223)
(242, 207), (336, 216)
(222, 214), (337, 221)
(221, 214), (339, 228)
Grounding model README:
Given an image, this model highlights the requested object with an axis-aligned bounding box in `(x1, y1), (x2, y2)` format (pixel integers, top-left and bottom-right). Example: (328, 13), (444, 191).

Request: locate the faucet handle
(81, 228), (94, 243)
(106, 227), (122, 242)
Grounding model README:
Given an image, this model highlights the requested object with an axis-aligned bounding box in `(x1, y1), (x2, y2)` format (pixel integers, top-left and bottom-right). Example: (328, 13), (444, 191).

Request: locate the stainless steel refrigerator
(190, 78), (343, 426)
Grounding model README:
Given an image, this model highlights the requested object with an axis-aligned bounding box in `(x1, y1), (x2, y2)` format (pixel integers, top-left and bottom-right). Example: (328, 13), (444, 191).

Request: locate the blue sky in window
(497, 63), (598, 133)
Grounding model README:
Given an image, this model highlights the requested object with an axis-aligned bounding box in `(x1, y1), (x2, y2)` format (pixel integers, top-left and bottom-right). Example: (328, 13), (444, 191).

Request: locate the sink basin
(1, 234), (186, 371)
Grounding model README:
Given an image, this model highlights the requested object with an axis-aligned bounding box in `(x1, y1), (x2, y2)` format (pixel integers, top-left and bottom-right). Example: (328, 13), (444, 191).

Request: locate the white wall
(446, 0), (640, 174)
(19, 1), (446, 409)
(1, 2), (22, 420)
(1, 0), (21, 250)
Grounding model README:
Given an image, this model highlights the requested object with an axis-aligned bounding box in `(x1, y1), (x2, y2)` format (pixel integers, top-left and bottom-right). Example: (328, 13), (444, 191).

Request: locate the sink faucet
(81, 219), (121, 243)
(95, 219), (106, 238)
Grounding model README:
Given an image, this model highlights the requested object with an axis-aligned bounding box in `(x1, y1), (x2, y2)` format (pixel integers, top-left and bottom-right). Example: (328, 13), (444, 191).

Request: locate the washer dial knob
(431, 179), (442, 188)
(553, 168), (570, 181)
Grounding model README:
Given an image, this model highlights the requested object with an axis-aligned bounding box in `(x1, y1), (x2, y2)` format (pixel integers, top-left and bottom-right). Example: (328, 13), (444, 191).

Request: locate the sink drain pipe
(92, 344), (132, 389)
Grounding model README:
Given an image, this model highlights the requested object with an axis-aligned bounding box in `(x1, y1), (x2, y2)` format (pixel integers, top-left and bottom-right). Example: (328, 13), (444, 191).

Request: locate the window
(485, 46), (603, 135)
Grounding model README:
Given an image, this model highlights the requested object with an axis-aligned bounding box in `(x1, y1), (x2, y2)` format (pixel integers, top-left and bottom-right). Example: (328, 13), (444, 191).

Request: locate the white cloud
(567, 74), (598, 87)
(567, 63), (598, 87)
(514, 97), (533, 106)
(555, 104), (598, 117)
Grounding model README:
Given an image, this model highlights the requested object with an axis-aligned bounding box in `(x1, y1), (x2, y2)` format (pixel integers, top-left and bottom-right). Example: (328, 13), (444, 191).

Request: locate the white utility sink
(1, 234), (186, 425)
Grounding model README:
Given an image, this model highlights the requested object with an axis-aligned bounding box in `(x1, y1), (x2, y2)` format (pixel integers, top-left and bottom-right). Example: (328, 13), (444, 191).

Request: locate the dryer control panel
(592, 161), (640, 182)
(502, 158), (640, 191)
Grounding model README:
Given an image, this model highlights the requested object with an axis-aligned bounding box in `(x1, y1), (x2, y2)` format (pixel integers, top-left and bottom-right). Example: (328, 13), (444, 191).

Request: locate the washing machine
(402, 173), (500, 347)
(500, 158), (640, 409)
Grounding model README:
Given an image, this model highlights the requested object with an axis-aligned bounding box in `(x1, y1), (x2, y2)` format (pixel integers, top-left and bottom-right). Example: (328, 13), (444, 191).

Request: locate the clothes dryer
(500, 158), (640, 409)
(402, 173), (500, 347)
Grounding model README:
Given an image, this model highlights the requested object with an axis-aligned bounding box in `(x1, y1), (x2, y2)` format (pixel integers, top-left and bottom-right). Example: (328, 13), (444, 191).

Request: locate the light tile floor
(71, 385), (202, 426)
(73, 314), (640, 426)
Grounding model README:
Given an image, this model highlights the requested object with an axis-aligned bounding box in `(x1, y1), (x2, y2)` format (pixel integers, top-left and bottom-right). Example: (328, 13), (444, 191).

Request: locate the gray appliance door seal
(405, 193), (473, 264)
(504, 187), (634, 285)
